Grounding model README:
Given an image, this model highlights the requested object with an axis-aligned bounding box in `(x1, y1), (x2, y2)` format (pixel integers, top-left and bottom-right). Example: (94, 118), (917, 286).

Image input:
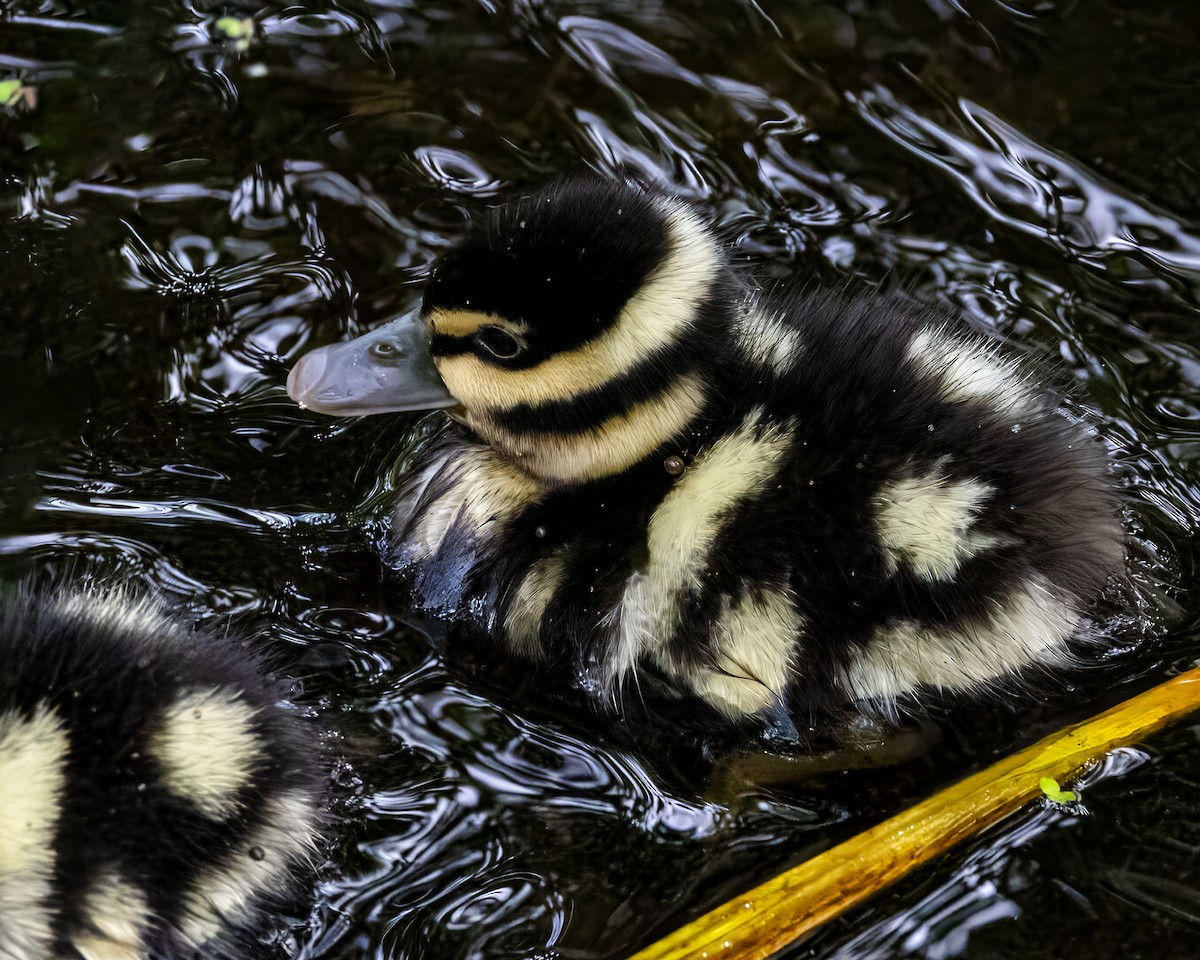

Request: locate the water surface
(2, 2), (1199, 958)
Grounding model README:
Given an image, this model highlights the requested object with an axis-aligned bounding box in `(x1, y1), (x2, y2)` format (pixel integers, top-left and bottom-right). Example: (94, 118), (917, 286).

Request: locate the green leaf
(1039, 776), (1078, 804)
(0, 79), (22, 106)
(215, 16), (253, 40)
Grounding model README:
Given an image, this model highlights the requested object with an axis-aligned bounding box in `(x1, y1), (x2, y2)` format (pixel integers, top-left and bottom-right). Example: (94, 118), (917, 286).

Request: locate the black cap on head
(422, 175), (670, 356)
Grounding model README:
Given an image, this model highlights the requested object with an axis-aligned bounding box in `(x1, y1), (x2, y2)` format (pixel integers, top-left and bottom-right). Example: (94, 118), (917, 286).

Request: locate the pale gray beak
(286, 316), (457, 416)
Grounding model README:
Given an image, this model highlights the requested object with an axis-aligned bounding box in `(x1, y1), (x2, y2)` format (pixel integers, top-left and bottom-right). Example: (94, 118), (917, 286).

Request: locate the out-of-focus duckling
(0, 583), (326, 960)
(288, 175), (1125, 726)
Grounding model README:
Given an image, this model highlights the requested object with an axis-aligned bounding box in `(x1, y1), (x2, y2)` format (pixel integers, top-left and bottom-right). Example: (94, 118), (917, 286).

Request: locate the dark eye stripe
(490, 343), (697, 435)
(430, 332), (473, 356)
(431, 331), (548, 370)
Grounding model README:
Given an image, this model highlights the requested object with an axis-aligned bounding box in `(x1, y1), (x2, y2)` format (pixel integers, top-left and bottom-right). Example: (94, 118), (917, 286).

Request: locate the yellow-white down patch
(480, 374), (708, 485)
(907, 327), (1038, 415)
(874, 468), (1003, 581)
(0, 705), (67, 960)
(505, 548), (571, 658)
(429, 310), (530, 340)
(53, 589), (172, 643)
(71, 873), (149, 960)
(840, 575), (1079, 701)
(734, 308), (805, 377)
(688, 589), (803, 717)
(401, 444), (542, 559)
(180, 791), (320, 947)
(149, 689), (262, 820)
(614, 409), (792, 684)
(431, 203), (720, 410)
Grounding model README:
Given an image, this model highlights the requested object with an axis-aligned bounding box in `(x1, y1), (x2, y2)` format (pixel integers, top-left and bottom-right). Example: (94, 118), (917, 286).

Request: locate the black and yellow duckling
(288, 175), (1125, 725)
(0, 583), (326, 960)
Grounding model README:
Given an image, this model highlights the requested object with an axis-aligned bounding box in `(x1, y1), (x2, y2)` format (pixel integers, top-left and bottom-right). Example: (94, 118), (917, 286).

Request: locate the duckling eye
(369, 340), (404, 362)
(475, 327), (522, 361)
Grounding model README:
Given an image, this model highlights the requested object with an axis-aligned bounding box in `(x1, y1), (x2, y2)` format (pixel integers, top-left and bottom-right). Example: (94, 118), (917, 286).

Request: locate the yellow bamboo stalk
(630, 665), (1200, 960)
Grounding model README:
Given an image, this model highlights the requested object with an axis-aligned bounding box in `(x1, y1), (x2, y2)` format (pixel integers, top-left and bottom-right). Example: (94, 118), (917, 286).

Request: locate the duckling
(287, 174), (1125, 725)
(0, 583), (326, 960)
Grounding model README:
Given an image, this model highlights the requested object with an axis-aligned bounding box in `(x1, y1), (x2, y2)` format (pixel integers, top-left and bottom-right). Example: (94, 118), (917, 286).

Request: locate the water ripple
(37, 493), (302, 530)
(859, 87), (1200, 302)
(412, 146), (501, 196)
(5, 5), (1200, 960)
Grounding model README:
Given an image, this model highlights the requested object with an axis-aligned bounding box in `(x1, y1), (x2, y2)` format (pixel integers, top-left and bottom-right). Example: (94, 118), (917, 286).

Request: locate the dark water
(3, 2), (1200, 958)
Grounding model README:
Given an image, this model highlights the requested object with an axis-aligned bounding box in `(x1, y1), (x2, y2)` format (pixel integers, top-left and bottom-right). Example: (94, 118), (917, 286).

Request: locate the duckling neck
(457, 389), (714, 489)
(461, 325), (742, 488)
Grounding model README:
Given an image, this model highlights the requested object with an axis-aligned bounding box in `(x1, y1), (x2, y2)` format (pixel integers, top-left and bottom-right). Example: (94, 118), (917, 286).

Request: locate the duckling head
(288, 177), (731, 485)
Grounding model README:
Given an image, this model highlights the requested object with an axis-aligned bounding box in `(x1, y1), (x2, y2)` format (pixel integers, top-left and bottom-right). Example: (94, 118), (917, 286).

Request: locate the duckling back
(715, 287), (1126, 713)
(0, 584), (326, 960)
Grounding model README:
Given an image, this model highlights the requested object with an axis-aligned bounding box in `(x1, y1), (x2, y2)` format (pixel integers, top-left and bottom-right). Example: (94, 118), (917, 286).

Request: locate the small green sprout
(215, 16), (256, 52)
(1039, 776), (1079, 804)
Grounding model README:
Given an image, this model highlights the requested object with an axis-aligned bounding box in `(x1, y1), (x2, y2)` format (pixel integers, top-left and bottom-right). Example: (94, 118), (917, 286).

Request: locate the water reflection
(859, 88), (1200, 298)
(2, 1), (1199, 958)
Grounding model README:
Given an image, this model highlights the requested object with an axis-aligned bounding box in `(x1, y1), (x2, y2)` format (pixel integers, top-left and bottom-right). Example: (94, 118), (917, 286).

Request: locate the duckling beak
(286, 316), (458, 416)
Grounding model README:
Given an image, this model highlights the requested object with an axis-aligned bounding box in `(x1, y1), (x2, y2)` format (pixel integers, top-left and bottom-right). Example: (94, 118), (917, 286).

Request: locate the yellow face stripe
(428, 308), (497, 338)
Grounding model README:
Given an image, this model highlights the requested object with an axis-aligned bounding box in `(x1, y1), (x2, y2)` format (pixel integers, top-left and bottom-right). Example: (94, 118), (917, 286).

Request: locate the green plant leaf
(215, 16), (253, 40)
(1039, 776), (1079, 804)
(0, 79), (23, 106)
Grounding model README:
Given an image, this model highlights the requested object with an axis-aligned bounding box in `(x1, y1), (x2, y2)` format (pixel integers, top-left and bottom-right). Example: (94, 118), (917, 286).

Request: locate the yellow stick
(630, 665), (1200, 960)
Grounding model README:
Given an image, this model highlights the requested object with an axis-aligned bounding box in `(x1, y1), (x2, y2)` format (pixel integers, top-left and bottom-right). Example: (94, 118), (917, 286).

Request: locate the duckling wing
(747, 290), (1125, 708)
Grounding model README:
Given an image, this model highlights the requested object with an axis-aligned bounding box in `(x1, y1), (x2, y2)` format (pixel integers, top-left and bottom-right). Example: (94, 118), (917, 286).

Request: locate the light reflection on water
(2, 2), (1200, 958)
